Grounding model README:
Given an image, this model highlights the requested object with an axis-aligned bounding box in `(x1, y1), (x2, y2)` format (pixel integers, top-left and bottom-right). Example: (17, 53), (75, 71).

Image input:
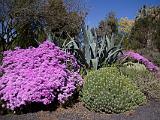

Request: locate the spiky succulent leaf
(91, 57), (99, 70)
(106, 48), (122, 64)
(63, 24), (123, 71)
(90, 43), (97, 58)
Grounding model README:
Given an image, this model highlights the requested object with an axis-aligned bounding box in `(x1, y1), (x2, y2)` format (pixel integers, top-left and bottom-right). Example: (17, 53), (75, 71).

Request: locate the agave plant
(0, 16), (17, 51)
(63, 22), (123, 71)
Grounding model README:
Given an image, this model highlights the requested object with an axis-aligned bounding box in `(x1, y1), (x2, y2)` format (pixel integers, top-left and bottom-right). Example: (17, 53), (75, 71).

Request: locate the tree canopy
(129, 5), (160, 50)
(0, 0), (86, 50)
(96, 12), (118, 38)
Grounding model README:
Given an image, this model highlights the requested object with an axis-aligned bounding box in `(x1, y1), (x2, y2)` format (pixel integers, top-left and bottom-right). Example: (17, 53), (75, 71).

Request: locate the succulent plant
(0, 16), (17, 51)
(81, 67), (147, 113)
(63, 22), (123, 71)
(123, 51), (158, 72)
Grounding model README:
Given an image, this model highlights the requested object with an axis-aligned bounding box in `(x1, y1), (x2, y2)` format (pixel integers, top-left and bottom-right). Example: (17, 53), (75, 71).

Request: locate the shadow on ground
(0, 99), (160, 120)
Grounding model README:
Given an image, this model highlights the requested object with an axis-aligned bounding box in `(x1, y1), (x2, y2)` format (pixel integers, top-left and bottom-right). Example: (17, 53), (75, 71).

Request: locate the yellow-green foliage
(121, 66), (160, 100)
(118, 17), (134, 49)
(123, 62), (147, 71)
(81, 67), (146, 113)
(119, 17), (134, 34)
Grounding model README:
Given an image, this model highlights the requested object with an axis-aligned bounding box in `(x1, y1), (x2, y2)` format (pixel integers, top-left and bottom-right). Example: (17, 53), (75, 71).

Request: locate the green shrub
(123, 62), (146, 71)
(81, 67), (146, 113)
(120, 65), (160, 100)
(129, 6), (160, 50)
(152, 54), (160, 67)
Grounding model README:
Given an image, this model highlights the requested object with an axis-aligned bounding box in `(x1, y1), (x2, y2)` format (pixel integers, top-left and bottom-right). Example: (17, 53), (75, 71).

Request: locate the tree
(129, 5), (160, 50)
(96, 12), (118, 38)
(0, 0), (19, 51)
(119, 17), (134, 49)
(119, 17), (134, 34)
(0, 0), (86, 50)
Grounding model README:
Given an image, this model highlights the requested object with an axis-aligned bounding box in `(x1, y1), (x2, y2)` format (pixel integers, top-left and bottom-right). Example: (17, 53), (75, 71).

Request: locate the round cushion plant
(123, 62), (147, 71)
(81, 67), (146, 113)
(120, 64), (160, 100)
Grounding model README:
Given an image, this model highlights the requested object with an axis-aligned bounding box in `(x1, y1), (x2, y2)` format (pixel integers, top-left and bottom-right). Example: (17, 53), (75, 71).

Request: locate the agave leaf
(91, 57), (99, 70)
(83, 26), (92, 65)
(110, 34), (115, 48)
(90, 43), (97, 58)
(86, 28), (94, 44)
(63, 21), (124, 71)
(98, 37), (106, 57)
(72, 49), (88, 67)
(106, 48), (122, 63)
(106, 35), (111, 49)
(62, 32), (79, 50)
(107, 46), (118, 53)
(85, 46), (91, 65)
(62, 38), (68, 48)
(64, 40), (79, 50)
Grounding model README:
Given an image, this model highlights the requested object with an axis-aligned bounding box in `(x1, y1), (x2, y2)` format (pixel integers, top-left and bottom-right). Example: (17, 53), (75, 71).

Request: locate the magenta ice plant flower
(123, 51), (158, 72)
(0, 40), (83, 110)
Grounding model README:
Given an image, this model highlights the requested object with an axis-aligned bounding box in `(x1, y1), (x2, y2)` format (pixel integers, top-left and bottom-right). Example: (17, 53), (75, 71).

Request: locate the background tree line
(91, 5), (160, 52)
(0, 1), (160, 53)
(0, 0), (86, 51)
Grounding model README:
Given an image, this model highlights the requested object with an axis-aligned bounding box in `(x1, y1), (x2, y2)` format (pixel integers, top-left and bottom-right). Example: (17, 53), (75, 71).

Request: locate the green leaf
(91, 57), (99, 70)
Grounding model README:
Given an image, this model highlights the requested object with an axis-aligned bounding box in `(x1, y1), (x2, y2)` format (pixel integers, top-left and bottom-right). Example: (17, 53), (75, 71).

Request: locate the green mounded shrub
(120, 65), (160, 100)
(81, 67), (146, 113)
(123, 62), (146, 71)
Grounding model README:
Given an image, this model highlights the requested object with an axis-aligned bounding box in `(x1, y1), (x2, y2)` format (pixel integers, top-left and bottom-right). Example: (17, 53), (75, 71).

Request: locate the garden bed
(0, 99), (160, 120)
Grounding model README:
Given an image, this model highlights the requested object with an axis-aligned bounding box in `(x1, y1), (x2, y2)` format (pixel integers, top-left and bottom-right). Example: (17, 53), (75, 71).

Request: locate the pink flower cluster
(0, 66), (3, 74)
(124, 51), (159, 72)
(0, 41), (83, 110)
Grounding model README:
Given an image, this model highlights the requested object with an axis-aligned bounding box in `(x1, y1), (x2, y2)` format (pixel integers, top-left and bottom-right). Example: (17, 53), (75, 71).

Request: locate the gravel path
(0, 99), (160, 120)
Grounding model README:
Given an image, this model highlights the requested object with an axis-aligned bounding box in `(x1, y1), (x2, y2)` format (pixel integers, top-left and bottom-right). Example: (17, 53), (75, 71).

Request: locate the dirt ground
(0, 99), (160, 120)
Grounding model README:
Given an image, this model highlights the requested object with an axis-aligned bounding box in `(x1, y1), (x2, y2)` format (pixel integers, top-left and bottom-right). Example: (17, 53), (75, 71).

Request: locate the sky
(86, 0), (160, 27)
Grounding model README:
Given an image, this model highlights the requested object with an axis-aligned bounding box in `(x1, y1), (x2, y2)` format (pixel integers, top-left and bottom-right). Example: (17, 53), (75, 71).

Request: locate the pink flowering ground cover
(123, 51), (159, 72)
(0, 41), (83, 110)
